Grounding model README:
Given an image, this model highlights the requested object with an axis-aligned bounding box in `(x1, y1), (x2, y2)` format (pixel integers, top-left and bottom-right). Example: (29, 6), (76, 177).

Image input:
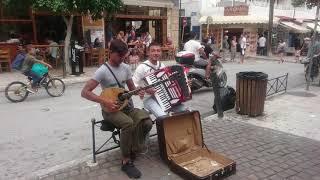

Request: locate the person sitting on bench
(81, 39), (153, 179)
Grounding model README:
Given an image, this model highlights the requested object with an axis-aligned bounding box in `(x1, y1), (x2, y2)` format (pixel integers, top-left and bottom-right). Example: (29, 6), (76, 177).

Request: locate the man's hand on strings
(137, 90), (145, 99)
(146, 87), (157, 95)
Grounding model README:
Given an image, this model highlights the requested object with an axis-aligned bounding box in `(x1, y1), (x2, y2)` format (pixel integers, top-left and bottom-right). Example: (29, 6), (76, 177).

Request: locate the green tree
(291, 0), (305, 7)
(4, 0), (123, 74)
(291, 0), (305, 18)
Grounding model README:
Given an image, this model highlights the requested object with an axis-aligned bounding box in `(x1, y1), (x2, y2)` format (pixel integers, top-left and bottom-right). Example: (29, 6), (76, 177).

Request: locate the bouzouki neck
(119, 73), (177, 100)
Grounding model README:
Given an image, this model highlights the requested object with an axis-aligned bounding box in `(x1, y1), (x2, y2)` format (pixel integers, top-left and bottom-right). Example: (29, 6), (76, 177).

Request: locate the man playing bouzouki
(81, 39), (152, 179)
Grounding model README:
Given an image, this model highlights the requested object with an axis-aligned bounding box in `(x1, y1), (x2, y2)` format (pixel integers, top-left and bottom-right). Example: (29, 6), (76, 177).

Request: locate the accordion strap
(142, 62), (161, 71)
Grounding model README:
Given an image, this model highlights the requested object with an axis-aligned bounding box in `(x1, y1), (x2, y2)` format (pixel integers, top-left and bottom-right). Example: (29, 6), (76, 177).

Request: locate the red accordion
(144, 65), (192, 112)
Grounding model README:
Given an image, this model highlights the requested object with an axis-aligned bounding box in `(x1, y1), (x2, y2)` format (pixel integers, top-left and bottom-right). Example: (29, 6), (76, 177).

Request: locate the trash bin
(236, 71), (268, 117)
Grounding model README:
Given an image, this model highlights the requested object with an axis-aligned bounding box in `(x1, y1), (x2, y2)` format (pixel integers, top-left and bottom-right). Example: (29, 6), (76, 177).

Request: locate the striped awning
(199, 16), (279, 25)
(280, 22), (310, 33)
(306, 23), (320, 32)
(122, 0), (174, 8)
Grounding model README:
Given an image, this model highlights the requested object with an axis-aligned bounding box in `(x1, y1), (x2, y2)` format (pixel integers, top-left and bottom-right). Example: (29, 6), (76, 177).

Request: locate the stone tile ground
(29, 116), (320, 180)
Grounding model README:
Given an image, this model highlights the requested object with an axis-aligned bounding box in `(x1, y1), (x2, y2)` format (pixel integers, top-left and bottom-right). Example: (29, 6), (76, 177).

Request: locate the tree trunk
(306, 2), (320, 90)
(267, 0), (275, 56)
(293, 8), (296, 19)
(63, 15), (74, 76)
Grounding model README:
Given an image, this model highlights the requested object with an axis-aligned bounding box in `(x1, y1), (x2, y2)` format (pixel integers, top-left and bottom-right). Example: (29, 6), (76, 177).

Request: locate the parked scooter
(175, 51), (227, 92)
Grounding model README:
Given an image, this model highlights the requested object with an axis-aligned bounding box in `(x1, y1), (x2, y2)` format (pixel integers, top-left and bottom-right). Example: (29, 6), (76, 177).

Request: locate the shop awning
(306, 22), (320, 32)
(280, 22), (310, 33)
(199, 16), (279, 25)
(122, 0), (174, 8)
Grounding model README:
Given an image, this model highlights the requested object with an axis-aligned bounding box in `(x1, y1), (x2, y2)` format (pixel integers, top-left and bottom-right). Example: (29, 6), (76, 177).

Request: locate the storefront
(277, 21), (310, 50)
(200, 15), (272, 55)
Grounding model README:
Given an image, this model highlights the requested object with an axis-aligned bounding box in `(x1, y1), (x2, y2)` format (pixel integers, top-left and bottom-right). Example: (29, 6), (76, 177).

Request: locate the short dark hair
(202, 38), (208, 44)
(148, 42), (161, 49)
(110, 39), (128, 55)
(189, 31), (197, 39)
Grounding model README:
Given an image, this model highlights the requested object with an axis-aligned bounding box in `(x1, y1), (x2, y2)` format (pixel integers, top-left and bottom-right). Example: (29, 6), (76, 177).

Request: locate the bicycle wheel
(5, 81), (29, 102)
(45, 78), (65, 97)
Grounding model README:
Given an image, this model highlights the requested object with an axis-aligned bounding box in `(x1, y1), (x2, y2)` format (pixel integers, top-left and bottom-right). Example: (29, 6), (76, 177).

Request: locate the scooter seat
(193, 59), (208, 69)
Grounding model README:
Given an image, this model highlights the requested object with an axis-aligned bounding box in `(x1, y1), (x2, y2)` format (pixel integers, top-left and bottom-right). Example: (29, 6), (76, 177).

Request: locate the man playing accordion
(133, 42), (190, 118)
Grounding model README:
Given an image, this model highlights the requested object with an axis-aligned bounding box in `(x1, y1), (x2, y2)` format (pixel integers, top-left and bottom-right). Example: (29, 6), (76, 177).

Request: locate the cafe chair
(167, 47), (176, 60)
(0, 49), (11, 72)
(90, 48), (101, 66)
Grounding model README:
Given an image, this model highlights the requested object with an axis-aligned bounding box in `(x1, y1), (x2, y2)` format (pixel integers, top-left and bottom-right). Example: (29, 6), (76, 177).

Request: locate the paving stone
(246, 174), (259, 180)
(54, 173), (69, 180)
(263, 169), (276, 176)
(27, 118), (320, 180)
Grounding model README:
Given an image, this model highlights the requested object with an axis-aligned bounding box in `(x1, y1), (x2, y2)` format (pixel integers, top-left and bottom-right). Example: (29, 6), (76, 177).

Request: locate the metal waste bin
(236, 71), (268, 117)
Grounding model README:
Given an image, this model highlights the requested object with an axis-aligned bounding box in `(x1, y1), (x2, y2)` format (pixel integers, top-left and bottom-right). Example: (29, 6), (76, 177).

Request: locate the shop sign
(224, 5), (249, 16)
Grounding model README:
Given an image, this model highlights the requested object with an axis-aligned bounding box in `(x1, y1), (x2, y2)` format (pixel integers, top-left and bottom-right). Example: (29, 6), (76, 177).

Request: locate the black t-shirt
(204, 44), (213, 58)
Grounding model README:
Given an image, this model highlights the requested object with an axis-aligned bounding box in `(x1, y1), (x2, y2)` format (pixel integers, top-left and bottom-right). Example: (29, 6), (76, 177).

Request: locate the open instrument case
(156, 111), (236, 179)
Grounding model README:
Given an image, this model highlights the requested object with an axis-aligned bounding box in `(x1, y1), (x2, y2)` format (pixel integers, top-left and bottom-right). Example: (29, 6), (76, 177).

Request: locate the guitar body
(99, 72), (179, 113)
(100, 87), (129, 112)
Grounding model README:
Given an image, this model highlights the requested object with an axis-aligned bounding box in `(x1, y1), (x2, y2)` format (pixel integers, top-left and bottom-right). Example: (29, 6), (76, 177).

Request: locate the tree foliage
(306, 0), (320, 8)
(3, 0), (123, 19)
(291, 0), (305, 7)
(4, 0), (123, 74)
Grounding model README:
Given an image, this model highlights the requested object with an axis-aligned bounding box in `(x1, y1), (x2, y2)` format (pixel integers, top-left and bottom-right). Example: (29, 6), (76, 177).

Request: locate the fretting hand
(138, 90), (145, 99)
(146, 87), (157, 95)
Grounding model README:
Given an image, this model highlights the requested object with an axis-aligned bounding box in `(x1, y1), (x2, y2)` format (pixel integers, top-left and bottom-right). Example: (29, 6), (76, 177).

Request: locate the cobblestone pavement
(1, 60), (306, 179)
(28, 116), (320, 180)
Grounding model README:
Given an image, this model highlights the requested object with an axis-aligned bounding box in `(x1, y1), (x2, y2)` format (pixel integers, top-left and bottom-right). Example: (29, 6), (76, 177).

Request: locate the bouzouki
(100, 72), (179, 112)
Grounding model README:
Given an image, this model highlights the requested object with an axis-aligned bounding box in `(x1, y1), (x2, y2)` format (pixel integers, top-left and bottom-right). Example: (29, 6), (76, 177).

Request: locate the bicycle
(5, 72), (65, 103)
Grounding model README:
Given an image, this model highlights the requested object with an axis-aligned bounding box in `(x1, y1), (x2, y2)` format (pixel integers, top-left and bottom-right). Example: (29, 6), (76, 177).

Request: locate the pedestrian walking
(239, 34), (247, 64)
(258, 35), (266, 56)
(222, 35), (230, 62)
(230, 36), (237, 62)
(277, 40), (286, 64)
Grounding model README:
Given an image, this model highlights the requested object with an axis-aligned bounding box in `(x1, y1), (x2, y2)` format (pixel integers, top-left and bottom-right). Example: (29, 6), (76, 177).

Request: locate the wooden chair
(55, 48), (62, 68)
(98, 48), (106, 65)
(0, 49), (11, 72)
(90, 48), (101, 66)
(167, 47), (176, 60)
(105, 49), (110, 62)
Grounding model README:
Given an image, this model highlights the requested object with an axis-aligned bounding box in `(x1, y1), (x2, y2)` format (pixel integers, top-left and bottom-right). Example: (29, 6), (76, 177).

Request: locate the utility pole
(306, 1), (320, 91)
(178, 0), (182, 50)
(267, 0), (275, 56)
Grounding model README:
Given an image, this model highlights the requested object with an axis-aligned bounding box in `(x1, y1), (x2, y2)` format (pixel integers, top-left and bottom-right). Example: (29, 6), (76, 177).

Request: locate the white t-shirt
(132, 60), (165, 88)
(240, 37), (247, 49)
(258, 37), (266, 47)
(184, 40), (202, 61)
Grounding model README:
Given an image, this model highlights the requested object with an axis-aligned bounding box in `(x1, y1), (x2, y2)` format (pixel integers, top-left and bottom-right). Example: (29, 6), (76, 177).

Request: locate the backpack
(213, 86), (236, 112)
(11, 53), (26, 70)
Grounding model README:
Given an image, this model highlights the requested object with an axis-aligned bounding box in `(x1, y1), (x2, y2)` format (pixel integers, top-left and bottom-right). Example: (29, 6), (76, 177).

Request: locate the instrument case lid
(156, 111), (204, 160)
(155, 111), (236, 179)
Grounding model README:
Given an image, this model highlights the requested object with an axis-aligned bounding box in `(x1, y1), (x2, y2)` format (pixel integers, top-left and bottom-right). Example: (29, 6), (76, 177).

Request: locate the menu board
(90, 29), (105, 44)
(82, 16), (105, 47)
